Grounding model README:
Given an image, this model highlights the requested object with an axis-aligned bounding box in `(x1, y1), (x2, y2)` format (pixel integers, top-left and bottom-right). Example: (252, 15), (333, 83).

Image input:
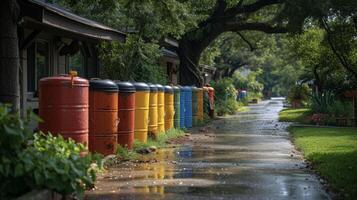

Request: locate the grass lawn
(279, 108), (312, 123)
(290, 126), (357, 199)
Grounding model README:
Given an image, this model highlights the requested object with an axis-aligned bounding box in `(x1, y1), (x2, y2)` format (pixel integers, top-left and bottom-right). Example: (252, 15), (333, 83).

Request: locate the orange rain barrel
(164, 86), (174, 131)
(148, 84), (158, 138)
(133, 82), (150, 143)
(208, 87), (215, 118)
(39, 74), (89, 146)
(156, 84), (165, 133)
(116, 81), (136, 149)
(88, 79), (118, 155)
(197, 88), (204, 121)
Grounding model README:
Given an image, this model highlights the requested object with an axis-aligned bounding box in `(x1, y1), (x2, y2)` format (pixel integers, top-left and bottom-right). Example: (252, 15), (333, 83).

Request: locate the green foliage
(211, 78), (240, 116)
(287, 84), (311, 103)
(99, 36), (167, 84)
(215, 99), (239, 116)
(0, 105), (102, 199)
(233, 71), (264, 101)
(327, 100), (353, 118)
(57, 0), (198, 84)
(212, 78), (237, 101)
(310, 91), (335, 114)
(310, 91), (354, 122)
(291, 126), (357, 199)
(134, 128), (185, 150)
(116, 128), (185, 161)
(116, 145), (139, 161)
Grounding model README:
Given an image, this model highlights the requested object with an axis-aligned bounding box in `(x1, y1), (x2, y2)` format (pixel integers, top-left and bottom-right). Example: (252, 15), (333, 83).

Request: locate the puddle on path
(85, 99), (331, 200)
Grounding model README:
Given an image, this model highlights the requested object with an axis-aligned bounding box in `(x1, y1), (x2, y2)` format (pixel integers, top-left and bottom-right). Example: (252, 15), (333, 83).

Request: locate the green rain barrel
(191, 86), (198, 126)
(173, 86), (180, 128)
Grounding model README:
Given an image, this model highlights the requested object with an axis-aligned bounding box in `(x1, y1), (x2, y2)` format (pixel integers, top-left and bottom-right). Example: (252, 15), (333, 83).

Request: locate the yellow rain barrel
(148, 84), (158, 138)
(133, 82), (150, 143)
(156, 84), (165, 133)
(164, 86), (174, 131)
(197, 88), (204, 122)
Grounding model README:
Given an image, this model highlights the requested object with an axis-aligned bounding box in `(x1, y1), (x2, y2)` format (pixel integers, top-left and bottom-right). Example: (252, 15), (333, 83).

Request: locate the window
(167, 62), (173, 83)
(27, 40), (50, 94)
(68, 50), (85, 77)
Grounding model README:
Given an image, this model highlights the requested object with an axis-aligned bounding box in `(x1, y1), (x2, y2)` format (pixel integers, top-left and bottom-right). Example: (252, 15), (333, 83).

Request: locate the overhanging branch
(225, 0), (283, 18)
(236, 32), (255, 51)
(228, 22), (288, 33)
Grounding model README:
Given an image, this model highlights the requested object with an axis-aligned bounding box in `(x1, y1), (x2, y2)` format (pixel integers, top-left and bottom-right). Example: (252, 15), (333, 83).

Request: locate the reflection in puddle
(86, 99), (329, 200)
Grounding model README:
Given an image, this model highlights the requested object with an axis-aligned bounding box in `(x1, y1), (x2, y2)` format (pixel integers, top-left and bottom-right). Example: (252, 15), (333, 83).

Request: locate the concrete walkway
(86, 98), (330, 200)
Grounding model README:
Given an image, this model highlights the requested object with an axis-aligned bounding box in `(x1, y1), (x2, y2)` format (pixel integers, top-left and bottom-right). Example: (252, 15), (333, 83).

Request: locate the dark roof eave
(20, 0), (126, 42)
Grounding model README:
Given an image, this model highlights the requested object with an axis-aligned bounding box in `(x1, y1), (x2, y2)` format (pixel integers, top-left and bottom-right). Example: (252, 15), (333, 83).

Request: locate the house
(159, 38), (180, 84)
(17, 0), (126, 115)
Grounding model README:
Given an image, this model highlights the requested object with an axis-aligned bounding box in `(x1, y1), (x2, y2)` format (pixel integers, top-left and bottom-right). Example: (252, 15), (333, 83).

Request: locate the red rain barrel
(208, 87), (215, 118)
(116, 81), (136, 149)
(39, 74), (89, 146)
(89, 79), (118, 155)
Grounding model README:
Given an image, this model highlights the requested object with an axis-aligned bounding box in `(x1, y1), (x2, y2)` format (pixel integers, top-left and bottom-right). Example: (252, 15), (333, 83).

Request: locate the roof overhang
(19, 0), (126, 42)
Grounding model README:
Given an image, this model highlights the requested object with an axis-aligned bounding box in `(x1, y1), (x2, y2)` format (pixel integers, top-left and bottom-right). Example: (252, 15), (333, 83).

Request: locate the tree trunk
(178, 39), (202, 86)
(177, 0), (287, 86)
(0, 0), (20, 111)
(178, 24), (225, 86)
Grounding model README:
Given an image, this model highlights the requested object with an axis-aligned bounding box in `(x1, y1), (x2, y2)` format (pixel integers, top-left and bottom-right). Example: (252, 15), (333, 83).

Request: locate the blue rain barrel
(183, 86), (192, 128)
(179, 86), (185, 128)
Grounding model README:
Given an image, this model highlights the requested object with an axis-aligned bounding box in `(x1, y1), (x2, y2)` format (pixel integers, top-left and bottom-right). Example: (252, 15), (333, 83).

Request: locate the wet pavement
(86, 98), (330, 200)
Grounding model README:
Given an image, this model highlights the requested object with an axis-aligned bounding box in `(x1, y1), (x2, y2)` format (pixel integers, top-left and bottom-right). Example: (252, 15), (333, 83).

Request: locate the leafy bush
(211, 78), (240, 115)
(327, 100), (353, 118)
(287, 84), (311, 104)
(211, 78), (237, 101)
(216, 99), (239, 116)
(233, 71), (263, 101)
(99, 36), (167, 84)
(0, 105), (102, 199)
(310, 91), (335, 114)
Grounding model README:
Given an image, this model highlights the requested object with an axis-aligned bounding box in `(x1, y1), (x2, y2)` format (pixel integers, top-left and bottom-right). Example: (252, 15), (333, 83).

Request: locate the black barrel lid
(156, 84), (164, 92)
(164, 85), (173, 93)
(172, 86), (180, 92)
(115, 81), (136, 93)
(148, 84), (158, 92)
(89, 79), (118, 92)
(132, 82), (150, 91)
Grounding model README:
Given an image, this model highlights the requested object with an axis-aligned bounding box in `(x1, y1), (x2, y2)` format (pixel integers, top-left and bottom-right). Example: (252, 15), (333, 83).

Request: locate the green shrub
(310, 91), (335, 113)
(211, 78), (240, 115)
(216, 99), (239, 116)
(287, 84), (311, 104)
(327, 100), (353, 118)
(211, 78), (237, 102)
(0, 105), (102, 199)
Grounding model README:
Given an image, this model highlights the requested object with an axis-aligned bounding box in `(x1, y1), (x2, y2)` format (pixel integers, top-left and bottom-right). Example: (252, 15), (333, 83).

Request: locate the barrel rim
(164, 85), (174, 93)
(115, 81), (136, 93)
(132, 82), (150, 91)
(148, 83), (158, 92)
(89, 79), (118, 92)
(156, 84), (164, 92)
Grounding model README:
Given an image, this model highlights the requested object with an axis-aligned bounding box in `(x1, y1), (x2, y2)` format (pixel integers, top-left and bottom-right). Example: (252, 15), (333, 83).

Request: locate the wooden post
(0, 0), (20, 111)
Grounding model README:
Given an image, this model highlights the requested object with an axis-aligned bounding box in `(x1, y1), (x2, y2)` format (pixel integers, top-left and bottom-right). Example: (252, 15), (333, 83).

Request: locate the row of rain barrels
(38, 74), (213, 156)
